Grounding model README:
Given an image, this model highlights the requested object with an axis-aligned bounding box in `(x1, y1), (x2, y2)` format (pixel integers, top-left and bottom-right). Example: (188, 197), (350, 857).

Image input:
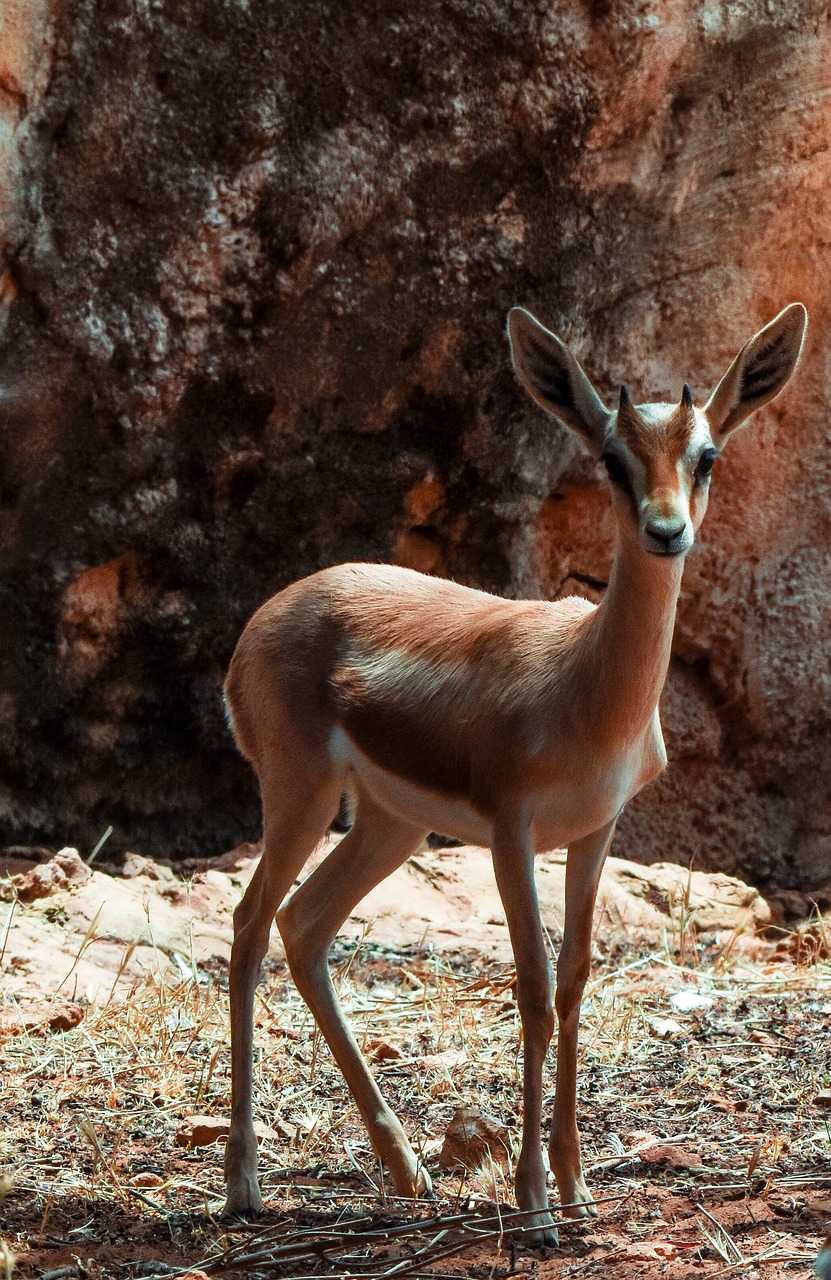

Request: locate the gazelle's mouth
(640, 530), (692, 558)
(645, 544), (687, 558)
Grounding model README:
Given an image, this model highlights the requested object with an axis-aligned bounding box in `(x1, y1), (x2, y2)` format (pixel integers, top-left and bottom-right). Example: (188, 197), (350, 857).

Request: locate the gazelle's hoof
(519, 1211), (559, 1248)
(560, 1179), (597, 1220)
(389, 1153), (433, 1199)
(814, 1233), (831, 1279)
(222, 1174), (263, 1220)
(515, 1166), (559, 1246)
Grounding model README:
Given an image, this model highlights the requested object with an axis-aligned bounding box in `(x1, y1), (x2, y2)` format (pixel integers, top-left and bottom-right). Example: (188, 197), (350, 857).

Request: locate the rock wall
(0, 0), (829, 892)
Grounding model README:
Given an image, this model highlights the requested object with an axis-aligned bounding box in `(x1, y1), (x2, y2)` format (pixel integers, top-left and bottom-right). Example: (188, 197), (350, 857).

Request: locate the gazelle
(222, 302), (807, 1241)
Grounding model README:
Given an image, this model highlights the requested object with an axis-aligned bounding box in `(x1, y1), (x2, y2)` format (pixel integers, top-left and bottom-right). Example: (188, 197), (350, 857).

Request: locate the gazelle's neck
(578, 531), (684, 742)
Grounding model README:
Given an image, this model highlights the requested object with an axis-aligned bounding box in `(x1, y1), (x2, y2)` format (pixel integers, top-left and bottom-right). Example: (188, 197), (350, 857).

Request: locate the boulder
(11, 848), (90, 902)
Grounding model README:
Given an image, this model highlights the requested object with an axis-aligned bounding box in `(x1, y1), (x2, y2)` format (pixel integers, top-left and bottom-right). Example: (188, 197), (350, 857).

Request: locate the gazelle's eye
(601, 453), (631, 490)
(694, 448), (718, 484)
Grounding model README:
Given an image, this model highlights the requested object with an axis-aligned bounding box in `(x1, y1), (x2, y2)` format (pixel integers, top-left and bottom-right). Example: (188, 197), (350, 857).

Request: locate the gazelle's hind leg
(224, 759), (344, 1217)
(276, 787), (430, 1196)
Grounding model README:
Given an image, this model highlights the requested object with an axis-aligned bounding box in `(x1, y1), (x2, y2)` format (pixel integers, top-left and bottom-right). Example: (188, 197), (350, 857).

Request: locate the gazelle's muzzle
(640, 506), (693, 557)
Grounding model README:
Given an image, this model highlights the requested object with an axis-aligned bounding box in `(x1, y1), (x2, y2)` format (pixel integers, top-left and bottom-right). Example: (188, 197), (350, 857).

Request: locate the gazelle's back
(226, 563), (593, 783)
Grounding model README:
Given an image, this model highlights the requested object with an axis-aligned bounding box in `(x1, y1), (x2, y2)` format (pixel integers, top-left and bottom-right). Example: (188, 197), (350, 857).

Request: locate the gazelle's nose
(644, 518), (686, 550)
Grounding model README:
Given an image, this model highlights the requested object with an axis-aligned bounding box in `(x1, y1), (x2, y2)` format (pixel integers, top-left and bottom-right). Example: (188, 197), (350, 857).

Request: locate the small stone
(122, 851), (174, 881)
(175, 1115), (278, 1148)
(368, 1038), (403, 1062)
(637, 1143), (702, 1171)
(53, 847), (91, 882)
(422, 1047), (467, 1071)
(46, 1002), (85, 1032)
(0, 1000), (84, 1035)
(815, 1090), (831, 1111)
(669, 990), (714, 1013)
(748, 1029), (778, 1048)
(176, 1115), (230, 1147)
(253, 1120), (279, 1144)
(438, 1106), (511, 1171)
(626, 1130), (660, 1147)
(650, 1016), (685, 1039)
(14, 863), (68, 902)
(624, 1242), (678, 1262)
(129, 1171), (165, 1187)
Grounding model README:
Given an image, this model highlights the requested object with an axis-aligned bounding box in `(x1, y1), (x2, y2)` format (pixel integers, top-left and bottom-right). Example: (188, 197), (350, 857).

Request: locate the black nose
(645, 520), (685, 549)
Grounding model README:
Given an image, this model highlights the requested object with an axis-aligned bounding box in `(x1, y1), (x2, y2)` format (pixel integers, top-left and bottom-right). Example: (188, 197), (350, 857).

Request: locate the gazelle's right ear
(705, 303), (808, 440)
(508, 307), (610, 454)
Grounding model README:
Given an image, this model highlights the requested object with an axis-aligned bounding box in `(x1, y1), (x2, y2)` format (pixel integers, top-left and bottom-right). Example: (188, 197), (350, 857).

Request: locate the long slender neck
(577, 530), (684, 740)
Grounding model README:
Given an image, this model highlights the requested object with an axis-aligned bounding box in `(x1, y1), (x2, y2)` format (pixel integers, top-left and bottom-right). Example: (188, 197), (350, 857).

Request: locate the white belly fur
(331, 728), (657, 852)
(530, 742), (649, 850)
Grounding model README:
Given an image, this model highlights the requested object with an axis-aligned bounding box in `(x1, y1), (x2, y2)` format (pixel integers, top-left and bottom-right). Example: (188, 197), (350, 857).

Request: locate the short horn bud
(619, 385), (632, 409)
(681, 383), (693, 409)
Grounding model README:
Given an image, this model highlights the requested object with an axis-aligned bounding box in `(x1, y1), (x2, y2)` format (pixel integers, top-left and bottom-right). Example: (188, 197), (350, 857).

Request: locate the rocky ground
(0, 837), (779, 997)
(0, 843), (828, 1278)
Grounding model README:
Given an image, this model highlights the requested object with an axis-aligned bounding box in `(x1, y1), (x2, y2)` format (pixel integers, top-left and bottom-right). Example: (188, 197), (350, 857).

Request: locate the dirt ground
(0, 844), (829, 1279)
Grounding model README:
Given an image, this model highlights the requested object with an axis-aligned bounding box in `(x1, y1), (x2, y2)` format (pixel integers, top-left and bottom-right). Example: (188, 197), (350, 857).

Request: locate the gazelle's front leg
(491, 819), (557, 1245)
(548, 818), (616, 1217)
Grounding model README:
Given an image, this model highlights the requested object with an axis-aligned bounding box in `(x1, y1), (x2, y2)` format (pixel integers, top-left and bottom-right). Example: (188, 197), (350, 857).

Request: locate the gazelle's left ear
(507, 307), (610, 455)
(705, 303), (808, 441)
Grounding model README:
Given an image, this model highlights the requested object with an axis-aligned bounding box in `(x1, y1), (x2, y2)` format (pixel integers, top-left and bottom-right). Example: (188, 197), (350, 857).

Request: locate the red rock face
(0, 1), (828, 892)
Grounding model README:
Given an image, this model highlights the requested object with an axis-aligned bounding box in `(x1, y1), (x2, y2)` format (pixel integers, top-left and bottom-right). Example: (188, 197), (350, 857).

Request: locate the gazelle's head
(508, 304), (807, 558)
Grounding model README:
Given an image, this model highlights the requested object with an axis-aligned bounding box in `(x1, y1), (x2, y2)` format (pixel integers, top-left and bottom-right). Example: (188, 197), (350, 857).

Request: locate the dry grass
(0, 912), (829, 1278)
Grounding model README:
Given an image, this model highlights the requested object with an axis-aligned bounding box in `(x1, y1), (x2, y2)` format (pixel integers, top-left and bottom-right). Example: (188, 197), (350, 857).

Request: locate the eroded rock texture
(0, 0), (829, 891)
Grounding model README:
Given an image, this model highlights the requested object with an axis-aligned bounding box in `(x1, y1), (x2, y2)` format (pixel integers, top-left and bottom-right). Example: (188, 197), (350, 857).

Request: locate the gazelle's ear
(705, 303), (808, 441)
(508, 307), (610, 454)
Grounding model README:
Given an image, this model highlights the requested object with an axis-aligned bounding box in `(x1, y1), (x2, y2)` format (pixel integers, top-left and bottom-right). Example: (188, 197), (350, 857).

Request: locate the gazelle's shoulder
(551, 594), (597, 618)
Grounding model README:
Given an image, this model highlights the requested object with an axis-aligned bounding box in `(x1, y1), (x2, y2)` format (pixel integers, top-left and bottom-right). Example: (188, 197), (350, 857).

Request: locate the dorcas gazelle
(222, 301), (807, 1241)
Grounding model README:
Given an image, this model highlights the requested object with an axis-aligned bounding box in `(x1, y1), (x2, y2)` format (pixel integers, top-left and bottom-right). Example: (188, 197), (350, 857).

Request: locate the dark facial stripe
(602, 452), (632, 492)
(601, 452), (639, 522)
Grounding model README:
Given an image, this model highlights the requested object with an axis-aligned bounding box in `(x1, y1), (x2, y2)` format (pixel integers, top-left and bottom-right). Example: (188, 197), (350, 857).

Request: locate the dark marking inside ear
(509, 306), (610, 449)
(706, 302), (806, 438)
(526, 337), (573, 408)
(741, 329), (798, 403)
